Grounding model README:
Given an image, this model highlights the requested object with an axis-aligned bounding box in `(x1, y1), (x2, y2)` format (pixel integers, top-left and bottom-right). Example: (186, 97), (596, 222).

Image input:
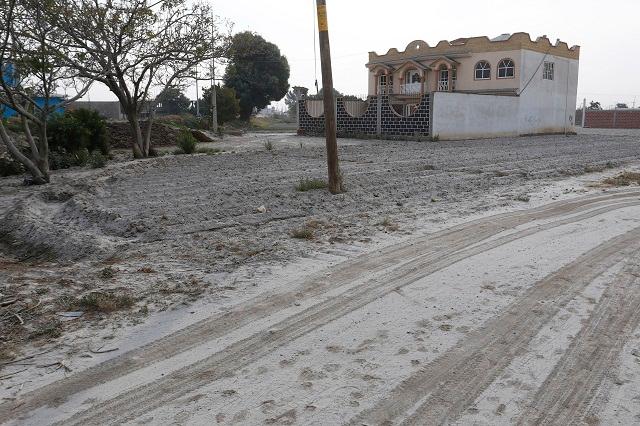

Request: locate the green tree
(197, 85), (240, 124)
(156, 87), (191, 115)
(284, 87), (308, 118)
(224, 32), (290, 120)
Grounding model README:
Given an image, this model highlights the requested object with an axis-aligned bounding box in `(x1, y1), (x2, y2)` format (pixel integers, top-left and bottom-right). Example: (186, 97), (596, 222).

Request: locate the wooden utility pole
(316, 0), (342, 194)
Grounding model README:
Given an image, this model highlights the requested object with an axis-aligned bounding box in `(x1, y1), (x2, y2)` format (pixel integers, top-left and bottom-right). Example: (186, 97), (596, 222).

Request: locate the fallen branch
(0, 299), (17, 308)
(37, 361), (71, 372)
(89, 346), (119, 354)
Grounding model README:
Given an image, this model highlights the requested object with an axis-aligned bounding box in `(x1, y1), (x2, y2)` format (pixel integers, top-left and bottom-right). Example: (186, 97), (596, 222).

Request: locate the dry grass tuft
(602, 172), (640, 187)
(296, 178), (327, 192)
(60, 292), (135, 313)
(291, 228), (315, 240)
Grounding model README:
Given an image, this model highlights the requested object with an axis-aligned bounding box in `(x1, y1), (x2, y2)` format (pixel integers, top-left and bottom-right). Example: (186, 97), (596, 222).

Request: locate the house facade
(298, 33), (581, 140)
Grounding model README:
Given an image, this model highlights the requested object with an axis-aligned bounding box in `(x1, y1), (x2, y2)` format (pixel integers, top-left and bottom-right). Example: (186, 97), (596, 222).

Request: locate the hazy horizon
(82, 0), (640, 109)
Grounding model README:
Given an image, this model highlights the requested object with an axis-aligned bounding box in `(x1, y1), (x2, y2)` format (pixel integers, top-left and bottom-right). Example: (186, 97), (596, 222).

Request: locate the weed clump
(603, 172), (640, 187)
(291, 228), (315, 240)
(99, 266), (117, 279)
(64, 292), (135, 313)
(176, 130), (198, 154)
(296, 178), (327, 192)
(264, 140), (274, 151)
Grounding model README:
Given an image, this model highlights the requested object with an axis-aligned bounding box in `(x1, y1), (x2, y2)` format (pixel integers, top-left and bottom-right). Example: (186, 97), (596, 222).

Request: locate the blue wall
(1, 63), (66, 119)
(1, 97), (66, 119)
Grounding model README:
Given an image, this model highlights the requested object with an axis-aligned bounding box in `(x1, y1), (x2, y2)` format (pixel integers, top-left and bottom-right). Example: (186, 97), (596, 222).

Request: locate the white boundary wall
(431, 93), (520, 140)
(431, 52), (579, 140)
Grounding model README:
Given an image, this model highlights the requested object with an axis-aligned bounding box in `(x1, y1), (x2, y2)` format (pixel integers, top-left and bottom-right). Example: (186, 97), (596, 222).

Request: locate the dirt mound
(106, 122), (181, 149)
(0, 189), (134, 262)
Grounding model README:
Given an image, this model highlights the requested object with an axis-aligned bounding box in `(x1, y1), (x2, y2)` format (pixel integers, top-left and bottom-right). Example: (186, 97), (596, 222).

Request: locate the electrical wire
(312, 0), (319, 94)
(518, 47), (551, 96)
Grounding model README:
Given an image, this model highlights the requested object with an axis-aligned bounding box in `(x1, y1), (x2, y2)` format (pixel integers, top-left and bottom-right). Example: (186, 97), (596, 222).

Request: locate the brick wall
(298, 95), (431, 138)
(585, 109), (640, 129)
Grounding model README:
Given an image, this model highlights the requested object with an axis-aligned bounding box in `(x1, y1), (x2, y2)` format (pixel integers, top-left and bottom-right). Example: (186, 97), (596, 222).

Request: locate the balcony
(437, 80), (450, 92)
(377, 84), (393, 95)
(400, 83), (421, 95)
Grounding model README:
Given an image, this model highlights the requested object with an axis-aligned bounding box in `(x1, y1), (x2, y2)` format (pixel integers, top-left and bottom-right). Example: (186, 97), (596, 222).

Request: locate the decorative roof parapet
(367, 32), (580, 66)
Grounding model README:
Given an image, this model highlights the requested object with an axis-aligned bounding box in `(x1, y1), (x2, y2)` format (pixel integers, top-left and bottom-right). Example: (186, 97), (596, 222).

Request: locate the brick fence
(298, 94), (431, 138)
(584, 109), (640, 129)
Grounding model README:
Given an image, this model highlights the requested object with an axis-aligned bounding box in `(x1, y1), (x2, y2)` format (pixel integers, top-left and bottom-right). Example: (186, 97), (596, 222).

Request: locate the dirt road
(2, 188), (640, 425)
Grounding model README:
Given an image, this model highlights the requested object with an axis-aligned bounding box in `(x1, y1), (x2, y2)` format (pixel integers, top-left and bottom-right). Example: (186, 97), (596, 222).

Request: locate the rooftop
(367, 32), (580, 65)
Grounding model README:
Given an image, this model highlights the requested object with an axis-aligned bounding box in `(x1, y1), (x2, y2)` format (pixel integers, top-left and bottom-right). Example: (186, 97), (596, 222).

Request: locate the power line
(312, 0), (319, 94)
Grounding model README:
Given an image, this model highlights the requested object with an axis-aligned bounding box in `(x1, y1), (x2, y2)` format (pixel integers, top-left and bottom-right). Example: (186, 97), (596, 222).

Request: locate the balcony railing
(377, 85), (393, 95)
(437, 80), (449, 92)
(400, 83), (421, 95)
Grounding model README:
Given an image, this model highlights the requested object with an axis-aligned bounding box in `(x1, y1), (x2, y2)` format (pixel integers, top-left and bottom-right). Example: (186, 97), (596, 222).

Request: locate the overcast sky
(86, 0), (640, 109)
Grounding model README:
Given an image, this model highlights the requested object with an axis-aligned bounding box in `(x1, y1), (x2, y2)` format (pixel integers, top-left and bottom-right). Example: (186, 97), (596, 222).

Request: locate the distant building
(68, 101), (125, 120)
(299, 33), (581, 140)
(1, 63), (66, 119)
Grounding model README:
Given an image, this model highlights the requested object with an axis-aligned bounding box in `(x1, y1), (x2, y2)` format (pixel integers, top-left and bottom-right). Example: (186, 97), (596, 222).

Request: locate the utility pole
(210, 59), (218, 133)
(210, 14), (218, 133)
(316, 0), (342, 194)
(195, 65), (200, 117)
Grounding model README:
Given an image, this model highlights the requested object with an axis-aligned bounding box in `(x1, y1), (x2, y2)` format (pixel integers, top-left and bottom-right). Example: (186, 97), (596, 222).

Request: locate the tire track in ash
(1, 192), (638, 422)
(52, 200), (640, 425)
(516, 261), (640, 426)
(350, 229), (640, 426)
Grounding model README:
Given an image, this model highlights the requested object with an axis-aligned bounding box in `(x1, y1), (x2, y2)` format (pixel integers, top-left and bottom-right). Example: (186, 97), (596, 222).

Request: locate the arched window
(497, 59), (515, 79)
(474, 61), (491, 80)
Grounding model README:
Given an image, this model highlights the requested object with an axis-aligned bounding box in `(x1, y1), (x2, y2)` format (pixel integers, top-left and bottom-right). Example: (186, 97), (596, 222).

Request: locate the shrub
(74, 148), (90, 167)
(296, 178), (327, 192)
(90, 151), (108, 168)
(71, 108), (110, 154)
(48, 150), (74, 170)
(48, 109), (110, 155)
(177, 130), (197, 154)
(0, 156), (24, 177)
(264, 140), (273, 151)
(2, 117), (23, 133)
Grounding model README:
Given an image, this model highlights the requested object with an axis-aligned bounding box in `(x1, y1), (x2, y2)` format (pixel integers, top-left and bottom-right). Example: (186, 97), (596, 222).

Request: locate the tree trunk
(35, 123), (50, 182)
(0, 120), (47, 184)
(125, 110), (145, 158)
(143, 111), (155, 156)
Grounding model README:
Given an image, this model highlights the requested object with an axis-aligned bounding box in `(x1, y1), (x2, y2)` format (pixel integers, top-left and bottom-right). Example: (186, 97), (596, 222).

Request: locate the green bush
(48, 150), (74, 170)
(177, 130), (197, 154)
(48, 109), (110, 155)
(74, 148), (90, 167)
(0, 156), (24, 177)
(90, 151), (108, 168)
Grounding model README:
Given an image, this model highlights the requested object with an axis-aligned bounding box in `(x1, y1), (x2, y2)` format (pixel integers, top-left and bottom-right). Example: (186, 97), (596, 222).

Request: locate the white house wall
(431, 92), (520, 140)
(431, 50), (579, 140)
(517, 50), (580, 134)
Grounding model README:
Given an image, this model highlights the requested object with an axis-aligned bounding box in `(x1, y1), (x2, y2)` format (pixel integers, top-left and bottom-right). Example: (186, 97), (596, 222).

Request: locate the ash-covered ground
(1, 130), (639, 363)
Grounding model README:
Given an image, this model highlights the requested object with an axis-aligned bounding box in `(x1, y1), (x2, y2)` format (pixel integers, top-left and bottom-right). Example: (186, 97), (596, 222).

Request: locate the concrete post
(582, 98), (587, 127)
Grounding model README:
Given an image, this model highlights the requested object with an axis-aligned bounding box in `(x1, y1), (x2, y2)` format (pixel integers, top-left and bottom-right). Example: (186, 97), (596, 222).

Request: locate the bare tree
(0, 0), (90, 183)
(44, 0), (230, 157)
